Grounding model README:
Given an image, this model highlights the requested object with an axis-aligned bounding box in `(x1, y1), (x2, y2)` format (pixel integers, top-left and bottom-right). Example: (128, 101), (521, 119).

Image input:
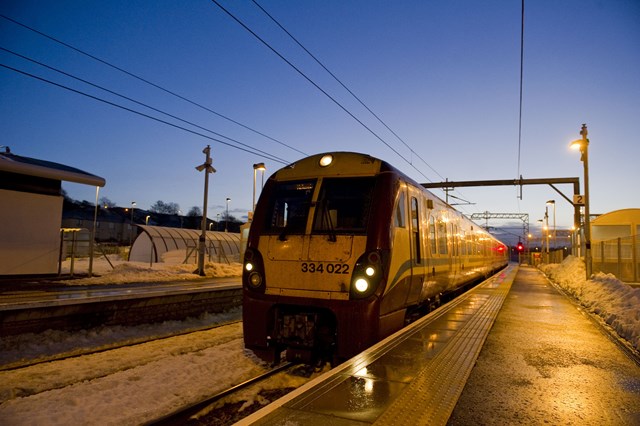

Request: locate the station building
(591, 208), (640, 282)
(0, 149), (105, 276)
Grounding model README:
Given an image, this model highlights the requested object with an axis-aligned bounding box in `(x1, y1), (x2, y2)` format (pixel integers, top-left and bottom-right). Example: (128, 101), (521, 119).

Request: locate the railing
(592, 235), (638, 283)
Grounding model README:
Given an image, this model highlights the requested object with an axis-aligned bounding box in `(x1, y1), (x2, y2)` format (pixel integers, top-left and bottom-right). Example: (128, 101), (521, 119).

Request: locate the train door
(405, 190), (425, 305)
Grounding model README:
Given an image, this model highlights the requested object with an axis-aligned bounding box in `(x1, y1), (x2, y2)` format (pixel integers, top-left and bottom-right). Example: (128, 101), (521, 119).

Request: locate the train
(242, 152), (508, 364)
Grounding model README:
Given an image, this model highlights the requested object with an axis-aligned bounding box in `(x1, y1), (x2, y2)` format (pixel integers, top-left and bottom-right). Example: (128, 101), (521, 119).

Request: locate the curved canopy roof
(129, 225), (241, 264)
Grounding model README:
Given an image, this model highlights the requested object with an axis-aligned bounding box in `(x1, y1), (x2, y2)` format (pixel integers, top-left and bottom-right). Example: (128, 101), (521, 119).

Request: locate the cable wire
(250, 0), (445, 182)
(0, 13), (306, 157)
(517, 0), (525, 180)
(209, 0), (427, 179)
(1, 46), (290, 164)
(0, 62), (289, 164)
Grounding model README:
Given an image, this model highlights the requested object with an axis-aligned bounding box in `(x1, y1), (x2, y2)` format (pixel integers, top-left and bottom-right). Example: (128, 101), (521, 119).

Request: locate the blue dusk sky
(1, 1), (638, 242)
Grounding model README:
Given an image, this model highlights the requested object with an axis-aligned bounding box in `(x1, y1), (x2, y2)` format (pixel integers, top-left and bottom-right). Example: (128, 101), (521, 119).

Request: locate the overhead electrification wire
(209, 0), (426, 179)
(517, 0), (525, 179)
(250, 0), (445, 182)
(0, 14), (306, 157)
(0, 62), (289, 164)
(1, 46), (290, 164)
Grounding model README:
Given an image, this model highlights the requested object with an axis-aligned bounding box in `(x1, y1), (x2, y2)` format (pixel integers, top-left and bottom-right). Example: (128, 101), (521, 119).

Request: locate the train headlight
(350, 250), (385, 299)
(249, 272), (263, 288)
(243, 248), (266, 292)
(319, 154), (333, 167)
(354, 278), (369, 293)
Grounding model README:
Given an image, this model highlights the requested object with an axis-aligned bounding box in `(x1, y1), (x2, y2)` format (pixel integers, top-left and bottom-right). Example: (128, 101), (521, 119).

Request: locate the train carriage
(243, 152), (507, 364)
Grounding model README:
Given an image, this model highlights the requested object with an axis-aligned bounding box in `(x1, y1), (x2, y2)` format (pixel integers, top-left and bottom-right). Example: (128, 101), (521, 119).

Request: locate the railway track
(149, 361), (305, 425)
(0, 320), (242, 371)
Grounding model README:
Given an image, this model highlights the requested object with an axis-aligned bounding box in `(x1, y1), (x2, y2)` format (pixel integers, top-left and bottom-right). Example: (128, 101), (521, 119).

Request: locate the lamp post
(195, 145), (216, 276)
(252, 162), (266, 214)
(570, 124), (592, 279)
(225, 197), (231, 232)
(129, 201), (136, 247)
(89, 186), (100, 277)
(216, 213), (220, 231)
(544, 207), (550, 262)
(546, 200), (556, 252)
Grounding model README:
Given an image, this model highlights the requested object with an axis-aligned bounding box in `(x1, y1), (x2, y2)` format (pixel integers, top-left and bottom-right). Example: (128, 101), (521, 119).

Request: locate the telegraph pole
(195, 146), (216, 276)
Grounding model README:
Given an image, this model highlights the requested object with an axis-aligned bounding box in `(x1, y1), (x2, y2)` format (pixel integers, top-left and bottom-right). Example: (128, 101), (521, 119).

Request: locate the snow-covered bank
(59, 255), (242, 285)
(539, 255), (640, 352)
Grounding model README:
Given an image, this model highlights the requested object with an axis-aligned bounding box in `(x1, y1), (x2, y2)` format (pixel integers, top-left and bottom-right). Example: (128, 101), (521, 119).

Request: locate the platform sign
(573, 194), (585, 206)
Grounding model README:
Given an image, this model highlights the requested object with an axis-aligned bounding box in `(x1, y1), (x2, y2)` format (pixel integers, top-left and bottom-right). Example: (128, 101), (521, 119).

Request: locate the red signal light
(516, 242), (524, 252)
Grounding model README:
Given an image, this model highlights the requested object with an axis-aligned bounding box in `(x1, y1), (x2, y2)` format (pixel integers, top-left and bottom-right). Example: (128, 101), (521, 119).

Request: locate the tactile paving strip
(374, 266), (517, 425)
(242, 265), (518, 425)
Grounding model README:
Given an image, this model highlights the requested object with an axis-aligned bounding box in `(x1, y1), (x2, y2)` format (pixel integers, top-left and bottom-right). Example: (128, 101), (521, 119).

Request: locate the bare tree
(100, 197), (116, 208)
(187, 206), (202, 217)
(149, 200), (180, 214)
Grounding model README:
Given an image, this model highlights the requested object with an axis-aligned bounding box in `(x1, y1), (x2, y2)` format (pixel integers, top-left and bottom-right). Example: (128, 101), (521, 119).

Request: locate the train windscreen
(265, 179), (316, 234)
(312, 177), (375, 235)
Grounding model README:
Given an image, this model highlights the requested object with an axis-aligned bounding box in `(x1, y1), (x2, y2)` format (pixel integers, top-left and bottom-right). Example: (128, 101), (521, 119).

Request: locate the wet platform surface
(448, 265), (640, 425)
(0, 277), (241, 310)
(241, 265), (640, 425)
(241, 265), (518, 425)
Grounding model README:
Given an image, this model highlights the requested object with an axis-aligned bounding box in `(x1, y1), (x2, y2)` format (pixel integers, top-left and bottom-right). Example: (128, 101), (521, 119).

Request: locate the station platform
(240, 265), (640, 425)
(0, 277), (240, 310)
(0, 277), (242, 336)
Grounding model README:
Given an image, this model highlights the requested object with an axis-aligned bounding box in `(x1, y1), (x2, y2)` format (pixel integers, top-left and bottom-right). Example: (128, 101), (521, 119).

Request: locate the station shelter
(129, 225), (241, 265)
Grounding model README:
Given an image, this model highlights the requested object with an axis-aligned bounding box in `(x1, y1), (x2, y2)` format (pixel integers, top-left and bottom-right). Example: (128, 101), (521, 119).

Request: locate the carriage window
(438, 219), (448, 255)
(312, 177), (375, 234)
(394, 191), (406, 228)
(265, 179), (315, 234)
(452, 224), (458, 256)
(411, 197), (421, 263)
(429, 215), (437, 255)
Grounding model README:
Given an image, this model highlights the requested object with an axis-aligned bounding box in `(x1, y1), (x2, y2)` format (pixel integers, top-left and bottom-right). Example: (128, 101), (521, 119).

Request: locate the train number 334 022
(301, 262), (350, 274)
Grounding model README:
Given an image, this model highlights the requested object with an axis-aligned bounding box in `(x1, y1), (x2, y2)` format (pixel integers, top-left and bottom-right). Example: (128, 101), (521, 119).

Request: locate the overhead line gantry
(421, 177), (582, 231)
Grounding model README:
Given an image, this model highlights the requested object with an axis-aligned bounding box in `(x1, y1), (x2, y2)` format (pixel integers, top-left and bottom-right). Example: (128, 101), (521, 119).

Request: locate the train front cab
(243, 156), (394, 364)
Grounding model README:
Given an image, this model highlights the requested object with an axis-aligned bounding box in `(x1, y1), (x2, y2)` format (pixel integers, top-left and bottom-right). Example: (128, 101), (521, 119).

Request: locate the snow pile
(60, 257), (242, 285)
(540, 256), (640, 351)
(0, 308), (243, 368)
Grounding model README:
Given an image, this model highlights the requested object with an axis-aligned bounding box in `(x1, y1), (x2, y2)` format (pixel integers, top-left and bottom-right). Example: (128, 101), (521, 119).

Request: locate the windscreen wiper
(321, 201), (337, 242)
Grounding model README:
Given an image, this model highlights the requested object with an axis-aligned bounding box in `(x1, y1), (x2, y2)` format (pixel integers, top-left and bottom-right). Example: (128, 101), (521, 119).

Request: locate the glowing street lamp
(546, 200), (556, 250)
(570, 124), (592, 279)
(225, 197), (231, 232)
(252, 163), (266, 214)
(544, 207), (550, 261)
(129, 201), (136, 247)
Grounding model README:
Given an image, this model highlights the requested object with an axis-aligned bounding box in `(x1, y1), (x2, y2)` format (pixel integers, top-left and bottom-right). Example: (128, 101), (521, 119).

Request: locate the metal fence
(528, 249), (567, 266)
(592, 235), (639, 283)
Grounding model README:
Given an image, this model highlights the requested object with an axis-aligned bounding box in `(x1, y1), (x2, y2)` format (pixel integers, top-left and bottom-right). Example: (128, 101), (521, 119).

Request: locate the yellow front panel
(260, 235), (367, 298)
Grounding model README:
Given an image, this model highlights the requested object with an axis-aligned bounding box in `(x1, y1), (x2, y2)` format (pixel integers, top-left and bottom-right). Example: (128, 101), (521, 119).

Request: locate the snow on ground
(59, 251), (242, 285)
(0, 321), (311, 425)
(1, 255), (638, 424)
(539, 255), (640, 352)
(0, 256), (320, 425)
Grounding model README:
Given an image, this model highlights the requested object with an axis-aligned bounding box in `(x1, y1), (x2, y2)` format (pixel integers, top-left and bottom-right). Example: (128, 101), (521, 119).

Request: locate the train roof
(274, 151), (416, 183)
